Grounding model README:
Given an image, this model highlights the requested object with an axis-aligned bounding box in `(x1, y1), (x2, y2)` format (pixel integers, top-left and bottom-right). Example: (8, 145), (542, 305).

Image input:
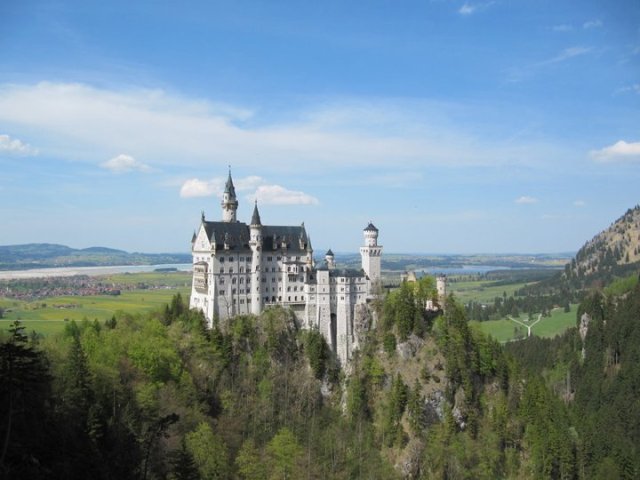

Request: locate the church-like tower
(360, 222), (382, 288)
(221, 170), (238, 223)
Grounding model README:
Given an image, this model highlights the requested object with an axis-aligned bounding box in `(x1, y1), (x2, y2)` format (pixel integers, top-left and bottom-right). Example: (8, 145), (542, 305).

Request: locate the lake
(0, 263), (193, 280)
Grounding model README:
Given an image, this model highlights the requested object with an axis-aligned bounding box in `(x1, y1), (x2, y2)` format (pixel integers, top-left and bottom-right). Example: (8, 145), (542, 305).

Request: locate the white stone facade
(189, 172), (382, 365)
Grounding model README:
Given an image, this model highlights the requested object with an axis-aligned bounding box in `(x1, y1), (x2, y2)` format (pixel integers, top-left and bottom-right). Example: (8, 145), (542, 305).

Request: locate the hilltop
(0, 243), (191, 271)
(562, 205), (640, 289)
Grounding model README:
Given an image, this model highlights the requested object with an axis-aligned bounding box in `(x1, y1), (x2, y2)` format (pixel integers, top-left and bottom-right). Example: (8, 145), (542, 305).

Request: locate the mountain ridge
(0, 243), (191, 270)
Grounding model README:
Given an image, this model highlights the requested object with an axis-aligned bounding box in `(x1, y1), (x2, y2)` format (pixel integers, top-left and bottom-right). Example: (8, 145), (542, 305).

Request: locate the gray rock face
(396, 334), (424, 360)
(579, 312), (591, 359)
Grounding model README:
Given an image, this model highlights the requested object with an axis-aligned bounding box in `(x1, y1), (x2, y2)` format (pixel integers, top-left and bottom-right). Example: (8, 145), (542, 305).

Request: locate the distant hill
(0, 243), (191, 271)
(562, 205), (640, 289)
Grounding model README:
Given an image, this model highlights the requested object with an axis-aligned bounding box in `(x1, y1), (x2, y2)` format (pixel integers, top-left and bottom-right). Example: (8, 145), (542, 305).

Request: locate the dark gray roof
(329, 268), (366, 278)
(251, 202), (262, 226)
(224, 171), (236, 196)
(202, 221), (309, 252)
(262, 225), (309, 252)
(326, 248), (334, 256)
(364, 222), (378, 232)
(203, 221), (250, 250)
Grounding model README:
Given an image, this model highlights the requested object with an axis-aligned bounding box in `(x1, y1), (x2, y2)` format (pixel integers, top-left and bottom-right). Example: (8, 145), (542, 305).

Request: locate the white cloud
(583, 19), (602, 29)
(180, 175), (318, 205)
(180, 178), (222, 198)
(0, 133), (37, 155)
(616, 84), (640, 95)
(590, 140), (640, 162)
(506, 46), (593, 82)
(253, 185), (319, 206)
(0, 81), (568, 171)
(515, 196), (539, 204)
(573, 200), (586, 207)
(552, 24), (573, 32)
(549, 46), (592, 64)
(101, 154), (151, 173)
(458, 1), (493, 15)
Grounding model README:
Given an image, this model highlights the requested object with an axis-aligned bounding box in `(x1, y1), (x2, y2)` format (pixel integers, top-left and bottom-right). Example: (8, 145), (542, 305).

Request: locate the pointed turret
(251, 200), (262, 226)
(221, 168), (239, 222)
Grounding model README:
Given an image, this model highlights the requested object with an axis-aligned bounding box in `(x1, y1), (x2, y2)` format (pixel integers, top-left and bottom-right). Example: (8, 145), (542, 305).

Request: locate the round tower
(436, 275), (447, 305)
(221, 169), (238, 223)
(249, 201), (263, 315)
(325, 249), (335, 270)
(360, 222), (382, 290)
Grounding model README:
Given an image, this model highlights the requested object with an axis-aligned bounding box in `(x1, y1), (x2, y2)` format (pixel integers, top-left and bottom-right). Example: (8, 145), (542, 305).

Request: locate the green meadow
(1, 272), (191, 335)
(471, 304), (579, 343)
(448, 278), (531, 303)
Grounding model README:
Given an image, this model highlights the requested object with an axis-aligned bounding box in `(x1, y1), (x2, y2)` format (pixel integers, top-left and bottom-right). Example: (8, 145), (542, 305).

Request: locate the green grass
(449, 279), (531, 304)
(0, 286), (190, 336)
(471, 304), (579, 343)
(101, 271), (192, 288)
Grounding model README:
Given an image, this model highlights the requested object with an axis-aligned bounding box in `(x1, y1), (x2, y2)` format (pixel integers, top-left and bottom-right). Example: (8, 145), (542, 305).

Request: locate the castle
(189, 171), (382, 364)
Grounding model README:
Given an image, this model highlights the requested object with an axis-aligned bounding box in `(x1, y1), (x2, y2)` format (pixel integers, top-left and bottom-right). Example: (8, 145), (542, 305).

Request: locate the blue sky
(0, 0), (638, 254)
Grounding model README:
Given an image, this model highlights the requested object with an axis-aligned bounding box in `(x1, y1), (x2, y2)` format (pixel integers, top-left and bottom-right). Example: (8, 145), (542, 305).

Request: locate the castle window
(277, 256), (281, 261)
(220, 278), (225, 284)
(232, 278), (236, 284)
(232, 288), (236, 294)
(220, 267), (224, 274)
(220, 257), (225, 263)
(240, 266), (244, 273)
(262, 277), (266, 283)
(271, 277), (276, 283)
(287, 286), (291, 292)
(267, 256), (272, 261)
(295, 296), (297, 301)
(288, 296), (291, 301)
(278, 296), (282, 301)
(240, 278), (244, 284)
(240, 299), (244, 304)
(229, 257), (234, 262)
(272, 296), (276, 302)
(272, 267), (276, 272)
(229, 268), (233, 273)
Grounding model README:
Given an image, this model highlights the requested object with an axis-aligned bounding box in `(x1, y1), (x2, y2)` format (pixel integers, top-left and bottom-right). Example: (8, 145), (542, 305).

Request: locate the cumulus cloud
(180, 178), (222, 198)
(101, 154), (151, 173)
(0, 133), (37, 155)
(180, 175), (319, 205)
(515, 196), (539, 204)
(253, 185), (319, 206)
(590, 140), (640, 162)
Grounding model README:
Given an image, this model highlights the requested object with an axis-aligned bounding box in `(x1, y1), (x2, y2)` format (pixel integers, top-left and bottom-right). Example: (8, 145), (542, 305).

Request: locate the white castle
(189, 171), (382, 364)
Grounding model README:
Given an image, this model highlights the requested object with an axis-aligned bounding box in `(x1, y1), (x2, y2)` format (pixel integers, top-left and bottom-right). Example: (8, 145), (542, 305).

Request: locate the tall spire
(251, 200), (262, 226)
(221, 167), (238, 222)
(224, 166), (236, 196)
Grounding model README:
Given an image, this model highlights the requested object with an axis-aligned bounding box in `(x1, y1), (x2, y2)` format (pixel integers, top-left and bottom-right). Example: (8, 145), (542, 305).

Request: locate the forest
(1, 272), (640, 479)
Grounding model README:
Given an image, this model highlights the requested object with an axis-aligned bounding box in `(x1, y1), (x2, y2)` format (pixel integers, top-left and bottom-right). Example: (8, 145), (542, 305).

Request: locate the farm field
(448, 278), (531, 303)
(1, 273), (191, 335)
(470, 304), (579, 343)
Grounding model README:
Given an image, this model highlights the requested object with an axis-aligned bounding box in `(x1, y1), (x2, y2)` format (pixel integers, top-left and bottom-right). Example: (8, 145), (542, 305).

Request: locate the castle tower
(360, 222), (382, 288)
(221, 169), (238, 223)
(436, 275), (447, 305)
(249, 201), (263, 315)
(325, 249), (336, 270)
